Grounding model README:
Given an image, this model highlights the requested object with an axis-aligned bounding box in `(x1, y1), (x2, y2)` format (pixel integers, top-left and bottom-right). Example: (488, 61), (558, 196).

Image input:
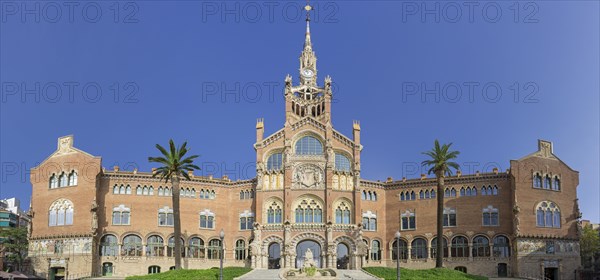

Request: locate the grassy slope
(363, 267), (488, 280)
(125, 267), (252, 280)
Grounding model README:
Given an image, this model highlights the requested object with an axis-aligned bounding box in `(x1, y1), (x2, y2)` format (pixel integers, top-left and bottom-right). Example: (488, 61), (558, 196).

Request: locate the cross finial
(305, 0), (313, 22)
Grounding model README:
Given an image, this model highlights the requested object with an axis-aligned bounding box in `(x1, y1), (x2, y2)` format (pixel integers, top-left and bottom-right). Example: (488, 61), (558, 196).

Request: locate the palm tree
(422, 139), (460, 268)
(149, 139), (200, 269)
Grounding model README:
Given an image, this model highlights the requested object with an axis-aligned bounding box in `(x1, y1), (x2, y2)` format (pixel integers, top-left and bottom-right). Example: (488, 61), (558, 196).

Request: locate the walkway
(236, 269), (381, 280)
(236, 269), (282, 280)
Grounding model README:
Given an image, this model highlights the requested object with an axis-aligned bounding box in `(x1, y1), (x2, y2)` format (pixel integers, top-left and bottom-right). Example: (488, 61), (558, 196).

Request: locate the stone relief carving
(293, 164), (324, 189)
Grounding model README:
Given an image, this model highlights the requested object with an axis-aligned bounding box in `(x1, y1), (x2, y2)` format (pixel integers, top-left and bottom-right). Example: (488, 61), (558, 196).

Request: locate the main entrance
(268, 243), (281, 269)
(336, 243), (349, 269)
(296, 240), (321, 268)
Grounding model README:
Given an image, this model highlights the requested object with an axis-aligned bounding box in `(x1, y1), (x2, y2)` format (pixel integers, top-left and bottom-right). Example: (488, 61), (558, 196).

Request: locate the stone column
(468, 243), (473, 261)
(407, 244), (412, 260)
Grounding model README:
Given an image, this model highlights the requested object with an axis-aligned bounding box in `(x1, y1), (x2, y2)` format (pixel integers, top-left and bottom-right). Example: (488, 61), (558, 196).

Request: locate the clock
(301, 68), (314, 78)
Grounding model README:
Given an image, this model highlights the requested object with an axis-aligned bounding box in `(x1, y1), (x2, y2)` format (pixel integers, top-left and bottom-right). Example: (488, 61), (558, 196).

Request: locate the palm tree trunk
(171, 175), (182, 269)
(436, 171), (444, 268)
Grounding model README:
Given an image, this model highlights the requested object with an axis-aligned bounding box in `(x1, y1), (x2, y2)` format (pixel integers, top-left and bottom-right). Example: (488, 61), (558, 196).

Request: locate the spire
(299, 0), (317, 85)
(304, 1), (312, 49)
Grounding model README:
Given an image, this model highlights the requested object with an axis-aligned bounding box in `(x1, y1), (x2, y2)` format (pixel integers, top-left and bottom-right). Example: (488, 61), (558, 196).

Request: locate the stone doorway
(102, 262), (113, 276)
(497, 263), (507, 277)
(544, 267), (558, 280)
(268, 243), (281, 269)
(49, 267), (65, 280)
(336, 243), (349, 269)
(296, 240), (321, 268)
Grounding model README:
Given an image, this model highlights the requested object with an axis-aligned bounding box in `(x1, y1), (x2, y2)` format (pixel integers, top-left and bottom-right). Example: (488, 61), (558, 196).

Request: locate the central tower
(284, 4), (333, 126)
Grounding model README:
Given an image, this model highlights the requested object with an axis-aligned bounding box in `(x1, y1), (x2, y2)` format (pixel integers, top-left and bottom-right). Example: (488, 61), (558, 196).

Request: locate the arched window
(164, 187), (171, 196)
(451, 236), (468, 257)
(122, 235), (142, 256)
(424, 190), (430, 199)
(400, 192), (405, 201)
(100, 235), (118, 256)
(146, 235), (164, 257)
(58, 172), (67, 187)
(136, 186), (142, 195)
(158, 187), (164, 196)
(295, 198), (323, 223)
(544, 175), (552, 189)
(445, 189), (450, 197)
(49, 174), (58, 189)
(189, 188), (194, 197)
(482, 205), (499, 226)
(367, 192), (372, 201)
(158, 207), (174, 226)
(266, 201), (283, 224)
(451, 188), (456, 197)
(126, 185), (132, 195)
(67, 171), (77, 186)
(335, 201), (352, 224)
(431, 190), (436, 198)
(411, 191), (416, 200)
(240, 191), (244, 200)
(362, 191), (367, 200)
(492, 185), (498, 195)
(142, 186), (148, 195)
(149, 186), (154, 195)
(481, 185), (487, 195)
(411, 238), (428, 259)
(168, 237), (185, 258)
(443, 207), (456, 227)
(335, 153), (351, 172)
(471, 187), (477, 196)
(208, 239), (222, 259)
(295, 136), (323, 155)
(361, 211), (377, 231)
(420, 190), (425, 199)
(209, 190), (216, 199)
(493, 235), (510, 258)
(235, 240), (246, 260)
(240, 211), (254, 230)
(536, 201), (561, 228)
(200, 209), (215, 229)
(553, 176), (560, 190)
(189, 237), (205, 258)
(401, 210), (415, 230)
(148, 266), (161, 274)
(460, 188), (465, 196)
(472, 236), (490, 257)
(372, 192), (377, 201)
(267, 153), (283, 170)
(48, 199), (74, 226)
(534, 173), (542, 188)
(431, 237), (448, 258)
(391, 239), (408, 260)
(112, 205), (130, 225)
(371, 240), (381, 261)
(466, 187), (472, 196)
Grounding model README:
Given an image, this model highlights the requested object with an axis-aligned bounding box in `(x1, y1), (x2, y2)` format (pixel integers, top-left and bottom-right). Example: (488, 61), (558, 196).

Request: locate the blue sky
(1, 1), (599, 222)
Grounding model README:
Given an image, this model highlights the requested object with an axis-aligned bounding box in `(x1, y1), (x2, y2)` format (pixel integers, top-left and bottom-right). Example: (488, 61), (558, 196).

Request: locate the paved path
(236, 269), (282, 279)
(336, 269), (381, 279)
(237, 269), (381, 280)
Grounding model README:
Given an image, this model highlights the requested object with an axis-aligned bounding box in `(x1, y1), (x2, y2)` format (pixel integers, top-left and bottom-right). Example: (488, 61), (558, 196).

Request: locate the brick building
(28, 11), (582, 280)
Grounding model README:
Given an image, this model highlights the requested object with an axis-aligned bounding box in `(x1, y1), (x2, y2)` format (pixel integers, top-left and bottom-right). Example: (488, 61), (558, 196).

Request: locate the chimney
(420, 174), (426, 180)
(113, 166), (119, 172)
(456, 170), (462, 177)
(386, 177), (393, 183)
(352, 120), (361, 145)
(133, 168), (138, 174)
(493, 167), (499, 174)
(256, 118), (264, 142)
(222, 175), (229, 181)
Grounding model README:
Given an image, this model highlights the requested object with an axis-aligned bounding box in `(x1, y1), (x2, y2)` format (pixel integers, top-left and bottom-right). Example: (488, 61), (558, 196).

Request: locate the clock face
(302, 68), (314, 78)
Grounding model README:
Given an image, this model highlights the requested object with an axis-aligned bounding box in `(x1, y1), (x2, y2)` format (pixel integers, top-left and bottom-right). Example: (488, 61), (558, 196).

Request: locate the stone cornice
(363, 172), (511, 191)
(31, 233), (93, 240)
(101, 172), (256, 188)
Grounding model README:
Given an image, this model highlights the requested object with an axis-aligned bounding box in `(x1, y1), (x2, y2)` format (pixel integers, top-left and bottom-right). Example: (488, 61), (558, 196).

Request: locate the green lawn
(125, 267), (252, 280)
(363, 267), (488, 280)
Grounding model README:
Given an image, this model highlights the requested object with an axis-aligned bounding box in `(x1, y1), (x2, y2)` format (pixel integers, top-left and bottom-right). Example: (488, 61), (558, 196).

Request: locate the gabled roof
(515, 139), (578, 173)
(34, 135), (98, 169)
